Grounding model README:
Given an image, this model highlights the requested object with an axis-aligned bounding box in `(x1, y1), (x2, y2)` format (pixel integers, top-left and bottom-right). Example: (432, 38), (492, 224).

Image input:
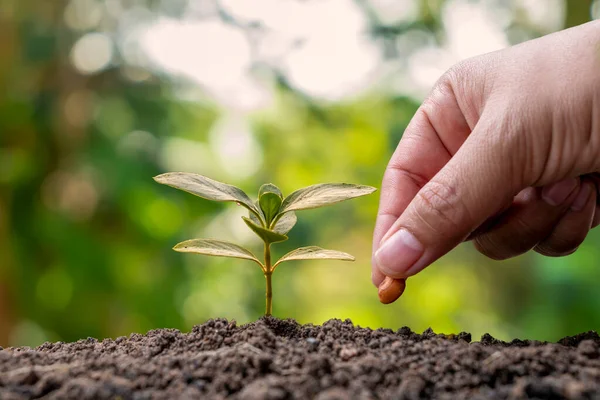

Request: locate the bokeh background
(1, 0), (599, 347)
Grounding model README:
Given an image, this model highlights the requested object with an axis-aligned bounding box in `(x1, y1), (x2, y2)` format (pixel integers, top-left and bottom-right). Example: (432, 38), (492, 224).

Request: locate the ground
(0, 317), (599, 399)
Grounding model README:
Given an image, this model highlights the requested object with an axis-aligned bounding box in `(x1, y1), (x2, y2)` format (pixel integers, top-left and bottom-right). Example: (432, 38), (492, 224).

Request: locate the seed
(378, 277), (405, 304)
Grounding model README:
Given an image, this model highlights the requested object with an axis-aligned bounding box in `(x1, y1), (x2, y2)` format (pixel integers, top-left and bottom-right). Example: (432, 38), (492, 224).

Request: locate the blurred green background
(1, 0), (599, 347)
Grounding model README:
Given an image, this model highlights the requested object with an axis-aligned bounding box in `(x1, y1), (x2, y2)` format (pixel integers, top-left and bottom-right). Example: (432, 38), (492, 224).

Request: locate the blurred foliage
(0, 0), (598, 347)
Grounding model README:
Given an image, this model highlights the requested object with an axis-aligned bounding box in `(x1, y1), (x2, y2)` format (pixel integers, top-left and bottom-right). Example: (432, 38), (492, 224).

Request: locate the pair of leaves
(153, 173), (377, 216)
(154, 172), (376, 240)
(248, 183), (289, 243)
(248, 200), (297, 237)
(174, 239), (354, 269)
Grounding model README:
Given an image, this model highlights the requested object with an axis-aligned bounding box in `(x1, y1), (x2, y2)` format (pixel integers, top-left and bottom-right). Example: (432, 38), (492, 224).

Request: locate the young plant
(154, 172), (376, 316)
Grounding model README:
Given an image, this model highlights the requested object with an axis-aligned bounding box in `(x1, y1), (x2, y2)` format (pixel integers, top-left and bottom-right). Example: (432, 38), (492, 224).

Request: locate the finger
(594, 205), (600, 228)
(371, 267), (387, 288)
(463, 201), (513, 242)
(589, 174), (600, 228)
(372, 79), (471, 286)
(371, 124), (448, 287)
(374, 117), (527, 280)
(473, 179), (579, 260)
(535, 180), (596, 256)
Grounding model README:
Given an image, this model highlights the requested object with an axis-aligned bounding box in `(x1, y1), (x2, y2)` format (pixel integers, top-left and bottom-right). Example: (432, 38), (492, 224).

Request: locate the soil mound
(1, 317), (598, 399)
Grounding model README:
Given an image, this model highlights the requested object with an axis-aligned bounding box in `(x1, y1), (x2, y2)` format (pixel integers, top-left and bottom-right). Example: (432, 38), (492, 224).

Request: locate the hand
(372, 21), (600, 303)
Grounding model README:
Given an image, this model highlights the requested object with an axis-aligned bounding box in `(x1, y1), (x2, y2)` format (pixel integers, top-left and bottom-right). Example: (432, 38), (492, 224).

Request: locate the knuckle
(534, 243), (579, 257)
(593, 205), (600, 228)
(538, 214), (592, 255)
(442, 60), (471, 85)
(536, 234), (585, 257)
(423, 61), (467, 111)
(472, 216), (543, 261)
(414, 180), (470, 238)
(510, 212), (548, 242)
(473, 235), (512, 261)
(426, 65), (464, 109)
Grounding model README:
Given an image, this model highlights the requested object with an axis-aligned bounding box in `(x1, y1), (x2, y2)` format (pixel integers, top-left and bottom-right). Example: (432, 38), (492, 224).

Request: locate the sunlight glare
(141, 18), (251, 92)
(518, 0), (565, 32)
(209, 116), (263, 180)
(70, 32), (113, 75)
(443, 0), (509, 61)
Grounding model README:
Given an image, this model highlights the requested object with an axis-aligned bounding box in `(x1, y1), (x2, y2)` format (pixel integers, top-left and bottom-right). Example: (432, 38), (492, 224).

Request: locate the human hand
(372, 21), (600, 303)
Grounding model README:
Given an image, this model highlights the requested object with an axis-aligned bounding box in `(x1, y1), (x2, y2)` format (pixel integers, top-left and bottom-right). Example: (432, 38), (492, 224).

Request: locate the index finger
(372, 87), (471, 287)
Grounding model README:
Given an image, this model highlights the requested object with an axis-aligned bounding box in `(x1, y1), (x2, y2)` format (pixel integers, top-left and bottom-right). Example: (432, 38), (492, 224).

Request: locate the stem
(264, 242), (273, 316)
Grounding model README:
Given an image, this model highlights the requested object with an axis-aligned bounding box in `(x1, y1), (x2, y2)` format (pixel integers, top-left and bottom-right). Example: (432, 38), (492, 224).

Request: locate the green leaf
(242, 217), (288, 244)
(259, 192), (282, 225)
(272, 211), (297, 234)
(258, 183), (283, 199)
(173, 239), (263, 267)
(154, 172), (261, 218)
(273, 246), (355, 268)
(258, 183), (283, 225)
(249, 201), (264, 226)
(280, 183), (377, 213)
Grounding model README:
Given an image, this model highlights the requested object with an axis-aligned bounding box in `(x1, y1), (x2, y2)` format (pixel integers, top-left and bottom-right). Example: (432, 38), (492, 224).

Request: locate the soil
(0, 318), (599, 400)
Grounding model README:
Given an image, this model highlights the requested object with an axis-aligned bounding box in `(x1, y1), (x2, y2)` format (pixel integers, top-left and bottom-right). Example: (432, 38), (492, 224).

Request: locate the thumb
(374, 124), (524, 279)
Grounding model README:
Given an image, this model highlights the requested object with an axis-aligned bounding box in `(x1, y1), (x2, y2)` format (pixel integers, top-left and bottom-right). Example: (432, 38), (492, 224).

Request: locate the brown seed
(378, 277), (405, 304)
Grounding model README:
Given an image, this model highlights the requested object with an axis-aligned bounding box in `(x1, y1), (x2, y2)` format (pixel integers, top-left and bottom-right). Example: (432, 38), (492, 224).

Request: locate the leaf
(259, 192), (282, 225)
(272, 211), (297, 235)
(258, 183), (283, 199)
(154, 172), (261, 218)
(258, 183), (283, 224)
(273, 246), (355, 268)
(249, 202), (263, 226)
(280, 183), (377, 213)
(242, 217), (288, 244)
(173, 239), (262, 267)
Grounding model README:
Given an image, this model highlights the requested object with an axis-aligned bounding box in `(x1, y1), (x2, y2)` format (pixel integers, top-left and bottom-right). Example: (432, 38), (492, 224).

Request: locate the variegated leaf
(272, 211), (297, 235)
(280, 183), (376, 213)
(273, 246), (355, 268)
(154, 172), (260, 218)
(173, 239), (262, 267)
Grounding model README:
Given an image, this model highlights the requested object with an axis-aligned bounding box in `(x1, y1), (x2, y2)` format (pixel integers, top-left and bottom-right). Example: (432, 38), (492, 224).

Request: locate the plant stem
(264, 242), (273, 316)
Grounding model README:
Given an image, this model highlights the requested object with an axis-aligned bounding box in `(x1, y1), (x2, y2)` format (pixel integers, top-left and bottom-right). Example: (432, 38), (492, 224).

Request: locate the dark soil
(0, 318), (599, 400)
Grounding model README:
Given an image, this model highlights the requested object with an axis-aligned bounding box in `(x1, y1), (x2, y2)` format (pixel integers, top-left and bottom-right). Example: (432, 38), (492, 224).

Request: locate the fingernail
(375, 228), (424, 278)
(571, 183), (591, 211)
(541, 179), (578, 206)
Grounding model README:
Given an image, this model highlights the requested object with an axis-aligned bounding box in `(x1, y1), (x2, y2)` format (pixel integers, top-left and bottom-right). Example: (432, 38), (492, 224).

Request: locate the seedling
(154, 172), (376, 316)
